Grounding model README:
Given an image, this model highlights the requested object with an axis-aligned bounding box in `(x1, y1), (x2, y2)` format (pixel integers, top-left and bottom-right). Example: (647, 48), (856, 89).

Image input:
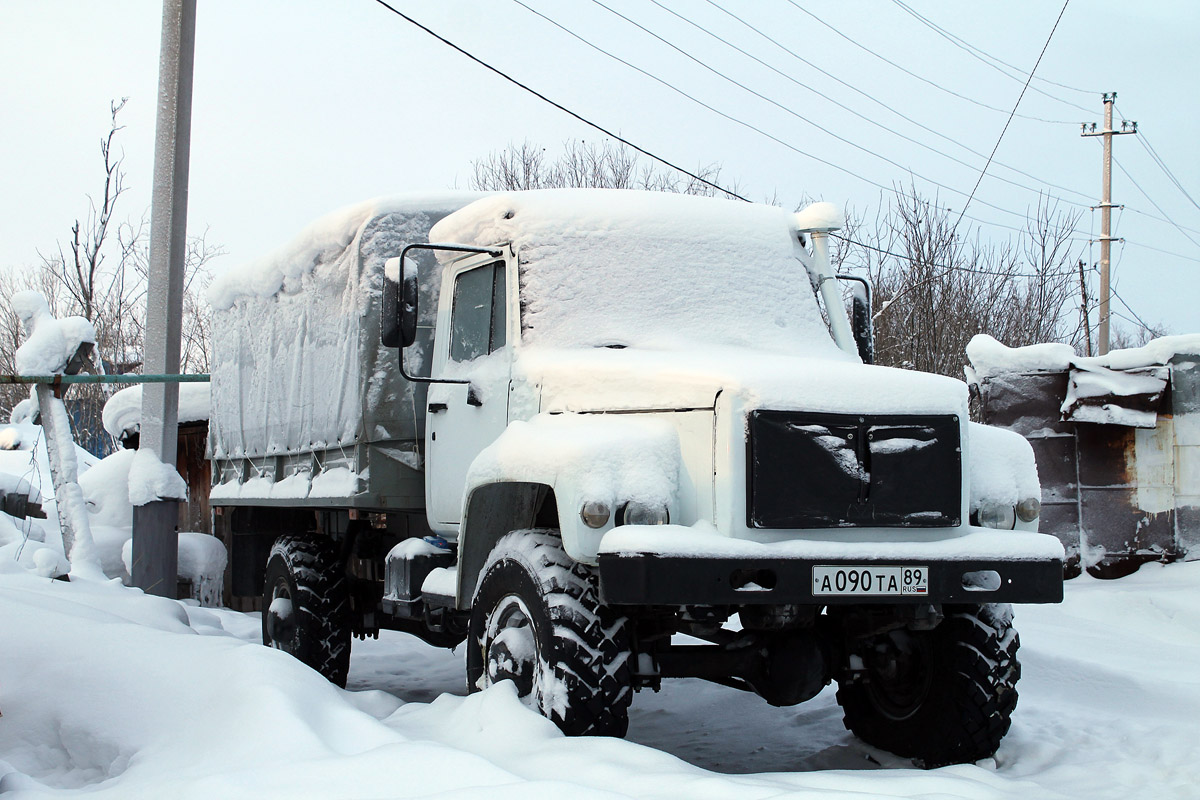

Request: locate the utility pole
(1081, 92), (1137, 355)
(132, 0), (196, 597)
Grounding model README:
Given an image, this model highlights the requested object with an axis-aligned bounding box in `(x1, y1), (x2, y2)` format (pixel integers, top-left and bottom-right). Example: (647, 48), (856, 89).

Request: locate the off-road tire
(467, 529), (633, 737)
(836, 603), (1020, 767)
(262, 535), (352, 688)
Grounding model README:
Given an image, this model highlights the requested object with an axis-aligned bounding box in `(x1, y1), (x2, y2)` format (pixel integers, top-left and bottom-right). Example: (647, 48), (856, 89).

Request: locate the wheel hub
(483, 594), (539, 699)
(865, 629), (933, 721)
(266, 582), (298, 651)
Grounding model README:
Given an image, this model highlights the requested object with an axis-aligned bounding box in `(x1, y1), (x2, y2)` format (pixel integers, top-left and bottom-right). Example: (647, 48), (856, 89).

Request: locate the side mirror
(836, 274), (874, 365)
(381, 256), (419, 349)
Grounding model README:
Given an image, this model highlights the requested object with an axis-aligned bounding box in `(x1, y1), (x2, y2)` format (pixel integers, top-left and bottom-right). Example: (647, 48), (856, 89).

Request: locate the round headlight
(977, 503), (1016, 530)
(619, 501), (669, 526)
(1016, 497), (1041, 523)
(580, 500), (611, 529)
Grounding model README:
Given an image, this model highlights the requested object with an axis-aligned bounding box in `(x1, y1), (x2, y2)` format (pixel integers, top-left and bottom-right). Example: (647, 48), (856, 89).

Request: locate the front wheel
(466, 529), (633, 737)
(835, 604), (1020, 767)
(262, 535), (352, 687)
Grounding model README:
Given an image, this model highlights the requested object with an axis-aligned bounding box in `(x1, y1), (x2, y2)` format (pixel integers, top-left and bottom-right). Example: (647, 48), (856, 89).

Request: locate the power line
(373, 1), (1191, 269)
(645, 0), (1099, 214)
(1112, 155), (1200, 250)
(701, 0), (1097, 207)
(831, 232), (1080, 279)
(507, 0), (904, 199)
(783, 0), (1079, 125)
(369, 0), (746, 201)
(1138, 130), (1200, 213)
(1108, 284), (1157, 334)
(890, 0), (1096, 114)
(953, 0), (1072, 230)
(587, 0), (1043, 226)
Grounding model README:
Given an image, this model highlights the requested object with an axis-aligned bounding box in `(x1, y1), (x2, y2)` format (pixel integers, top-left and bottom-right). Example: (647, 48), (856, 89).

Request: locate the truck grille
(747, 411), (961, 529)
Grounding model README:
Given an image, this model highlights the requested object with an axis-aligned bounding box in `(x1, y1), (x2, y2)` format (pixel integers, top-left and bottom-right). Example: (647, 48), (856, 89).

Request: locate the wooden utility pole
(132, 0), (196, 597)
(1081, 92), (1137, 355)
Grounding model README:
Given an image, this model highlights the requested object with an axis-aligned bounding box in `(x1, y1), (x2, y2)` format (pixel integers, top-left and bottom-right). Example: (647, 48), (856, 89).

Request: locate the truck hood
(514, 346), (969, 416)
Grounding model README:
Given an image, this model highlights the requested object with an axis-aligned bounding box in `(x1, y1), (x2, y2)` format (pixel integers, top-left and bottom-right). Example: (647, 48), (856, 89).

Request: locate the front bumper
(596, 525), (1065, 606)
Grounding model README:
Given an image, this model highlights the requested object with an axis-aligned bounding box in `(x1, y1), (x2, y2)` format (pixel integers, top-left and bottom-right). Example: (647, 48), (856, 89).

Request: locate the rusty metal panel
(978, 373), (1080, 569)
(978, 373), (1072, 436)
(1075, 423), (1178, 577)
(1171, 355), (1200, 559)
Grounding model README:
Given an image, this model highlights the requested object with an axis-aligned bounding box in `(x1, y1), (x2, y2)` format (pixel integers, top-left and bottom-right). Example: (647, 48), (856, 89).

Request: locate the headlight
(619, 501), (669, 526)
(580, 500), (611, 529)
(977, 503), (1016, 530)
(1016, 497), (1041, 523)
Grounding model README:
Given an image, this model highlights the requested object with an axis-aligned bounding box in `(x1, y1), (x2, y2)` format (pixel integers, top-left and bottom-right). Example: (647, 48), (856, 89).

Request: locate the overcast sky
(2, 0), (1196, 339)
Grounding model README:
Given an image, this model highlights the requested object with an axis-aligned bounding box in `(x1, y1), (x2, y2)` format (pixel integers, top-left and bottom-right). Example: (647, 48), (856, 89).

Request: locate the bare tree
(470, 139), (739, 198)
(834, 185), (1085, 380)
(1, 101), (223, 454)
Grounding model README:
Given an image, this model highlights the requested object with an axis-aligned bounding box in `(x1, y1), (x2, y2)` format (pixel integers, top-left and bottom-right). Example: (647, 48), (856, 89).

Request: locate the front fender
(967, 421), (1041, 531)
(463, 413), (683, 566)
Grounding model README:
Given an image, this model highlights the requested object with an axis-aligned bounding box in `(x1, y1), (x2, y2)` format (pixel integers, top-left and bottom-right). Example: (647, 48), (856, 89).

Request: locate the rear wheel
(836, 604), (1020, 767)
(262, 535), (351, 687)
(467, 529), (633, 737)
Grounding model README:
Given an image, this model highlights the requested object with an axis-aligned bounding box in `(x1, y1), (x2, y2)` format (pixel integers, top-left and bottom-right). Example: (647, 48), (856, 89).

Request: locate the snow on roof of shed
(102, 383), (212, 439)
(207, 192), (481, 311)
(967, 332), (1200, 380)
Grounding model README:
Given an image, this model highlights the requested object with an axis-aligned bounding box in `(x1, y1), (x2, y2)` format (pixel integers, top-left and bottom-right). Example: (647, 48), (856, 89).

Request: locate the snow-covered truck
(208, 190), (1063, 767)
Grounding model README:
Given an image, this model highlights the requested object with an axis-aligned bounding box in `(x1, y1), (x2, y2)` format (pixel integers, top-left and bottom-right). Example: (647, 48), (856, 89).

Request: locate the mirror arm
(393, 242), (503, 385)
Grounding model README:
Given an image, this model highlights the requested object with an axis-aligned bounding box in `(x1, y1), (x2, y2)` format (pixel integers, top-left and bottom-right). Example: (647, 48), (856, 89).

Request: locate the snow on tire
(262, 535), (352, 688)
(835, 603), (1020, 767)
(467, 529), (633, 737)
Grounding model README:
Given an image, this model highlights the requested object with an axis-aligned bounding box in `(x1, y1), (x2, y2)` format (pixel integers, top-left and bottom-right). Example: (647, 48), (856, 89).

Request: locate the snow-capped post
(12, 291), (104, 577)
(131, 0), (196, 598)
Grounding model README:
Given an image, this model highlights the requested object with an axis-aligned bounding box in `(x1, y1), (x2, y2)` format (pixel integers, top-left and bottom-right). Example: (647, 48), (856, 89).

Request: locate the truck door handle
(428, 402), (448, 413)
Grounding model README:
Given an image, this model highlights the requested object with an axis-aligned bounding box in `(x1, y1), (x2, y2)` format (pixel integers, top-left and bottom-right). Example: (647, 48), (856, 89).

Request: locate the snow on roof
(967, 332), (1200, 380)
(207, 192), (481, 311)
(102, 383), (212, 439)
(430, 189), (838, 355)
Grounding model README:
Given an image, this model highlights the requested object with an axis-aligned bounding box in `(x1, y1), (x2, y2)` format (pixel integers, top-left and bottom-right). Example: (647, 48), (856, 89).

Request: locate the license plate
(812, 565), (929, 596)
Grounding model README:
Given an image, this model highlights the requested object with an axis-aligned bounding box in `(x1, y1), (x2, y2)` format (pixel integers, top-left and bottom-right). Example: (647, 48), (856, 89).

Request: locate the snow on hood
(430, 190), (842, 357)
(208, 192), (481, 310)
(102, 383), (212, 439)
(513, 346), (966, 416)
(968, 332), (1200, 379)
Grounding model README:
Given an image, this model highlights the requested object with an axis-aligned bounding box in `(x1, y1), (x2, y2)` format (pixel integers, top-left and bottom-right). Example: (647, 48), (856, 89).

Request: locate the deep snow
(1, 560), (1197, 799)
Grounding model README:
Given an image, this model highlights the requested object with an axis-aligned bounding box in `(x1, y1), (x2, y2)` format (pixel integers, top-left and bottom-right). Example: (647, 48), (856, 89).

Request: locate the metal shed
(967, 334), (1200, 578)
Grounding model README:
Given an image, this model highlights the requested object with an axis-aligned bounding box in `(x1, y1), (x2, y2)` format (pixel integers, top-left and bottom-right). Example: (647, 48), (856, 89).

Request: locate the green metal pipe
(0, 374), (209, 385)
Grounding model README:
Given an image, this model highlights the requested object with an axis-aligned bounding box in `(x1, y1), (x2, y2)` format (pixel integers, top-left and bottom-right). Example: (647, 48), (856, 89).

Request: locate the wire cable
(1112, 155), (1200, 250)
(953, 0), (1072, 230)
(370, 0), (747, 200)
(587, 0), (1041, 225)
(890, 0), (1097, 113)
(783, 0), (1079, 125)
(645, 0), (1098, 213)
(830, 232), (1080, 279)
(701, 0), (1097, 206)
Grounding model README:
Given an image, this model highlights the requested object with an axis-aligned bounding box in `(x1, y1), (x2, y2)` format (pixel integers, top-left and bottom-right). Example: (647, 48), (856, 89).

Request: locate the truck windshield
(516, 250), (841, 358)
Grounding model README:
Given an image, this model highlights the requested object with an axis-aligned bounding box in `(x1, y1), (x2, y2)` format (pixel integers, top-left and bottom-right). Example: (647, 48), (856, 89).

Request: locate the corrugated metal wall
(975, 354), (1198, 578)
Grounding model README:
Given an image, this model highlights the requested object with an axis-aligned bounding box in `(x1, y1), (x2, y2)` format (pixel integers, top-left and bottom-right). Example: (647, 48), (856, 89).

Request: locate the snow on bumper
(596, 524), (1065, 606)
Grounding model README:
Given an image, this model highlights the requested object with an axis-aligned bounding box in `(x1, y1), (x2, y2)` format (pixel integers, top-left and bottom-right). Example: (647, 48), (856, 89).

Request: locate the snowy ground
(1, 560), (1198, 799)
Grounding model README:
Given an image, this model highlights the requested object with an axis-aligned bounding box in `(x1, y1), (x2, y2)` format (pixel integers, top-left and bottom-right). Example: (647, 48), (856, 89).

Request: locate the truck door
(426, 255), (512, 531)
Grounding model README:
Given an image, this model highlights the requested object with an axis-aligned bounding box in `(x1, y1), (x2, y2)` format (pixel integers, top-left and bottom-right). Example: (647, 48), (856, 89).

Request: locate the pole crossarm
(0, 374), (209, 385)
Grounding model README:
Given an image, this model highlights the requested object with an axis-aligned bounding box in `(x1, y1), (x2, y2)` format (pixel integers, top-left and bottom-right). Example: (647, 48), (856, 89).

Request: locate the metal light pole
(131, 0), (196, 597)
